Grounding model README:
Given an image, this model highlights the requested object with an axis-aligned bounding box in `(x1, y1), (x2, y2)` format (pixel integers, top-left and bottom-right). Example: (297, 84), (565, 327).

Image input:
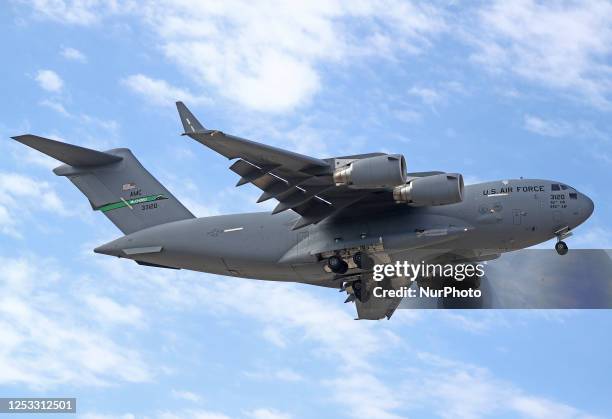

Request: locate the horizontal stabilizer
(12, 134), (122, 167)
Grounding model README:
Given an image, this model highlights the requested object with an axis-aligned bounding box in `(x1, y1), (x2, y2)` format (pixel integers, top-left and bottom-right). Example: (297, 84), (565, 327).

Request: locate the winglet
(11, 134), (122, 167)
(176, 101), (205, 134)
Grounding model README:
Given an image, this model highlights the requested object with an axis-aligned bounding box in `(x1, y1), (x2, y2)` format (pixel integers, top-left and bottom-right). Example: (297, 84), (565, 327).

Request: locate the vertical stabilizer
(12, 134), (194, 234)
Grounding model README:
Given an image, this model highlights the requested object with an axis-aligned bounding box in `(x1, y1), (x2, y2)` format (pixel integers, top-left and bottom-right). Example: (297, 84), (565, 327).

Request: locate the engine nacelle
(333, 154), (407, 189)
(393, 173), (464, 206)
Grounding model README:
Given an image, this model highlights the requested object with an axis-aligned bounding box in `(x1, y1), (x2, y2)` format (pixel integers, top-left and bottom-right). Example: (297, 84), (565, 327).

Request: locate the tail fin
(12, 134), (194, 234)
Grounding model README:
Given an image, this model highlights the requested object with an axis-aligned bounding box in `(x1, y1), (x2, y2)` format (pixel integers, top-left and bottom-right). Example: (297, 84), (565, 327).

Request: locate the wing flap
(291, 194), (367, 230)
(229, 159), (281, 186)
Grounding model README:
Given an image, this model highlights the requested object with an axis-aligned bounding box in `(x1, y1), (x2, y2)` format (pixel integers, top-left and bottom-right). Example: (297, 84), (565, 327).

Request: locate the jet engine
(333, 154), (407, 189)
(393, 173), (464, 206)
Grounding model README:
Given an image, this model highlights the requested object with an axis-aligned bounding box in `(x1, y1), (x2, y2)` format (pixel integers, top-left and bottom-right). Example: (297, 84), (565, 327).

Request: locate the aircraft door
(513, 209), (522, 225)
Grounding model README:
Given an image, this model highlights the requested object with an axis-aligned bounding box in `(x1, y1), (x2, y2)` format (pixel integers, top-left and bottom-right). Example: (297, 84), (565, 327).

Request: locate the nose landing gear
(555, 241), (568, 256)
(553, 226), (571, 256)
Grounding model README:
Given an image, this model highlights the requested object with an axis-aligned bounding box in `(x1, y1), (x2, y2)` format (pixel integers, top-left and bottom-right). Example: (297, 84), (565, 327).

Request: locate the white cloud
(35, 69), (63, 92)
(0, 256), (152, 389)
(0, 172), (74, 237)
(157, 410), (230, 419)
(26, 0), (132, 25)
(0, 204), (18, 237)
(149, 1), (445, 113)
(84, 294), (145, 327)
(510, 396), (599, 419)
(23, 1), (446, 113)
(524, 115), (573, 138)
(261, 326), (287, 348)
(401, 352), (601, 419)
(24, 1), (612, 111)
(85, 258), (599, 419)
(87, 258), (405, 418)
(39, 99), (70, 116)
(274, 368), (303, 382)
(408, 86), (443, 106)
(61, 46), (87, 62)
(246, 408), (292, 419)
(523, 115), (609, 146)
(84, 412), (229, 419)
(243, 367), (304, 383)
(94, 258), (387, 369)
(472, 0), (612, 109)
(122, 74), (210, 107)
(325, 373), (404, 419)
(571, 226), (612, 248)
(171, 389), (202, 403)
(37, 100), (121, 145)
(1, 246), (599, 418)
(393, 108), (422, 123)
(81, 414), (136, 419)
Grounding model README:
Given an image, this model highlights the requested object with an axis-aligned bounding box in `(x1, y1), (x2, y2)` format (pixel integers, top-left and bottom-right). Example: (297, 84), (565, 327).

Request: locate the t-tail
(11, 134), (194, 234)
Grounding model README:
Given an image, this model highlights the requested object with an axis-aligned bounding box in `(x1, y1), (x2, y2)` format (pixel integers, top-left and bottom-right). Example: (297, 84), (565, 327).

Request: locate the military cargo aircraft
(12, 102), (594, 319)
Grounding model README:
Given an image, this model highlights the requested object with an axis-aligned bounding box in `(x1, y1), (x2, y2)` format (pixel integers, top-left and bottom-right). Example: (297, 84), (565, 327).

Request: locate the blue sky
(1, 1), (612, 418)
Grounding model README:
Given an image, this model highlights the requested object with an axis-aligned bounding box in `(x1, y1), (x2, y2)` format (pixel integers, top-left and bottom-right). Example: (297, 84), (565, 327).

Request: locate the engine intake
(333, 154), (407, 189)
(393, 173), (464, 206)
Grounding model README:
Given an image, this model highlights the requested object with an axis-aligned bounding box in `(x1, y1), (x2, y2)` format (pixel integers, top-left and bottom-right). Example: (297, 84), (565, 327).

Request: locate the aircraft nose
(581, 193), (594, 221)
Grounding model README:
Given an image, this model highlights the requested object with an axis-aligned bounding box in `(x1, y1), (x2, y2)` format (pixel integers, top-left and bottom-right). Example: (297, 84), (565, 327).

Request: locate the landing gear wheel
(328, 255), (348, 274)
(555, 241), (569, 256)
(352, 252), (363, 269)
(352, 280), (363, 302)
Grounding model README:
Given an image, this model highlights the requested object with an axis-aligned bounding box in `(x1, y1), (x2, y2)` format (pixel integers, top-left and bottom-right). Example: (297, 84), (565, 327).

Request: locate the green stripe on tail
(97, 194), (168, 212)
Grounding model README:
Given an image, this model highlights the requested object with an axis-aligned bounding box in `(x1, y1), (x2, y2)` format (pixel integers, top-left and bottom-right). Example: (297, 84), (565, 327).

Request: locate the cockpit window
(569, 192), (578, 200)
(551, 184), (560, 191)
(561, 184), (568, 190)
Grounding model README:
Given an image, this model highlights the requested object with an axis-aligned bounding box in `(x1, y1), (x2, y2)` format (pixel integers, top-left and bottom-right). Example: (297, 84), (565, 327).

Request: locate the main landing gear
(555, 241), (569, 256)
(351, 280), (363, 302)
(352, 252), (363, 269)
(327, 254), (348, 274)
(328, 251), (368, 273)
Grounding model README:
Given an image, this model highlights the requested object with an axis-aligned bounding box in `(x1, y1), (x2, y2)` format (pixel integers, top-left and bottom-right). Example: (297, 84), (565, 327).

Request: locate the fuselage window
(551, 184), (560, 191)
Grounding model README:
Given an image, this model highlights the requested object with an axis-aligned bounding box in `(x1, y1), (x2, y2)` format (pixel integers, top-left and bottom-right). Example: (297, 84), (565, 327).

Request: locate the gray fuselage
(95, 179), (594, 287)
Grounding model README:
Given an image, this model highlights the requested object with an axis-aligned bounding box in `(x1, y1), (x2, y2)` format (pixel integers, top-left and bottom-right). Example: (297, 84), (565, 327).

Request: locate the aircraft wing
(177, 102), (394, 229)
